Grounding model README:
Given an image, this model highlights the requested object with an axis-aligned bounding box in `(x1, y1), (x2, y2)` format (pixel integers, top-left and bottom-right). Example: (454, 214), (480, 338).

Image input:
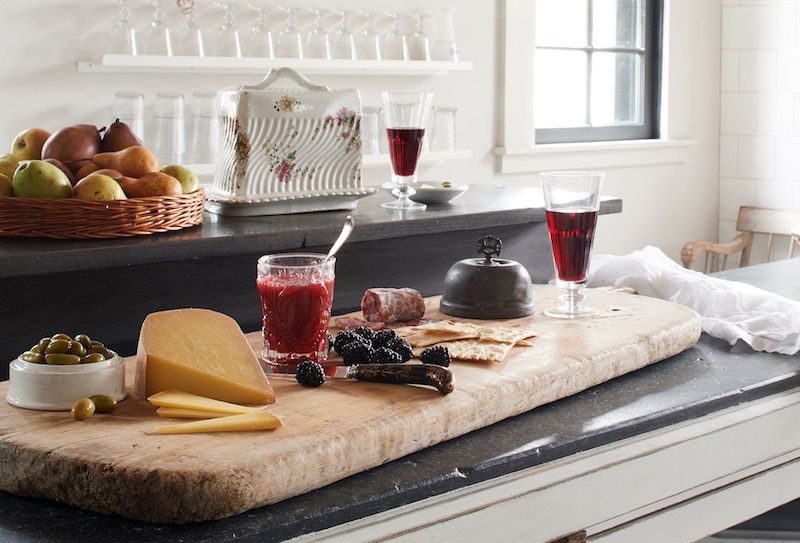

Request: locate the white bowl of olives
(6, 333), (127, 411)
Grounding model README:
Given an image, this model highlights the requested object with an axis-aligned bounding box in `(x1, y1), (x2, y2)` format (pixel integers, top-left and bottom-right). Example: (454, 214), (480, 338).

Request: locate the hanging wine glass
(355, 11), (381, 60)
(330, 10), (357, 60)
(107, 0), (138, 55)
(276, 7), (303, 59)
(176, 1), (205, 57)
(409, 14), (431, 61)
(143, 0), (173, 56)
(245, 4), (274, 58)
(304, 8), (331, 60)
(381, 13), (408, 61)
(213, 2), (242, 57)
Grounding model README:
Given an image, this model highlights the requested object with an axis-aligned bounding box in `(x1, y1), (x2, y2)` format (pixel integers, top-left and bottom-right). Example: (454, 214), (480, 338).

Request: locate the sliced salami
(361, 288), (426, 324)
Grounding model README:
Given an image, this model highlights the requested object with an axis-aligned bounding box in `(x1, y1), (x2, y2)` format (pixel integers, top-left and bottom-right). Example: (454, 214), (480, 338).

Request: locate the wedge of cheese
(147, 390), (262, 415)
(156, 407), (234, 419)
(135, 309), (275, 405)
(153, 409), (282, 434)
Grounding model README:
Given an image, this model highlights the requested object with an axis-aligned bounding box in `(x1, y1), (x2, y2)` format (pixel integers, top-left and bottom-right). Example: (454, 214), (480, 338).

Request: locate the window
(534, 0), (662, 144)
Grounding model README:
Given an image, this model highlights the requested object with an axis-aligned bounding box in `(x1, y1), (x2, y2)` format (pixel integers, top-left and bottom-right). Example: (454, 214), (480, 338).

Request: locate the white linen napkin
(587, 246), (800, 355)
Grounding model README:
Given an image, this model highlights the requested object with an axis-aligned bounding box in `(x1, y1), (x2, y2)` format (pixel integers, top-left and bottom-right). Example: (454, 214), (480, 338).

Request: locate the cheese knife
(334, 363), (455, 395)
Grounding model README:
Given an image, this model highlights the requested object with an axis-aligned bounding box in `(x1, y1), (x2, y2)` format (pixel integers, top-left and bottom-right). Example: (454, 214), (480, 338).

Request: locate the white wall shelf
(77, 55), (473, 76)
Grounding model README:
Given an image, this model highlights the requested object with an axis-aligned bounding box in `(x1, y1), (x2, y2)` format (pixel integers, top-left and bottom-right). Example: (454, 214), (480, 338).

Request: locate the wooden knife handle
(352, 364), (455, 395)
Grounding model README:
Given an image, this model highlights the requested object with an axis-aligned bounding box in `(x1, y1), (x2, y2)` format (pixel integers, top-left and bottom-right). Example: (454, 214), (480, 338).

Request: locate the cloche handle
(243, 67), (331, 92)
(477, 236), (502, 264)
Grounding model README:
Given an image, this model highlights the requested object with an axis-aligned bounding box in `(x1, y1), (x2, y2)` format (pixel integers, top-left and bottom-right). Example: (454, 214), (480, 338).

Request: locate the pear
(0, 153), (19, 180)
(100, 119), (142, 153)
(118, 172), (182, 198)
(161, 164), (199, 194)
(12, 160), (72, 199)
(0, 173), (12, 197)
(42, 124), (102, 166)
(93, 145), (159, 178)
(43, 158), (76, 185)
(75, 161), (100, 181)
(73, 174), (127, 201)
(11, 128), (50, 161)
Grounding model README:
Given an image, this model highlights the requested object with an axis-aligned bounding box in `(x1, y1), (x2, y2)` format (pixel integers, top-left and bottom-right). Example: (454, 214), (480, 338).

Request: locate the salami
(333, 317), (385, 331)
(361, 288), (426, 324)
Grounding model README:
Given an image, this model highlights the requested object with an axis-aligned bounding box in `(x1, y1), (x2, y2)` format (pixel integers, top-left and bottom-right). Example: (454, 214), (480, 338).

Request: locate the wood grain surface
(0, 287), (701, 523)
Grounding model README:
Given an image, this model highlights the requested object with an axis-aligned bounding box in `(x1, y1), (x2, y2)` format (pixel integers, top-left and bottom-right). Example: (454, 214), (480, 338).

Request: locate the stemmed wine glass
(107, 0), (138, 55)
(176, 2), (205, 57)
(142, 0), (173, 56)
(245, 4), (274, 58)
(540, 171), (604, 318)
(304, 9), (331, 59)
(355, 11), (381, 60)
(381, 13), (408, 61)
(330, 11), (357, 60)
(213, 2), (242, 57)
(276, 7), (303, 59)
(381, 91), (434, 211)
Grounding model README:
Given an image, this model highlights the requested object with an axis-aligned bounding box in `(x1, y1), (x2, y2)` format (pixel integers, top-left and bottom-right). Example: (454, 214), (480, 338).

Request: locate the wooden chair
(681, 206), (800, 272)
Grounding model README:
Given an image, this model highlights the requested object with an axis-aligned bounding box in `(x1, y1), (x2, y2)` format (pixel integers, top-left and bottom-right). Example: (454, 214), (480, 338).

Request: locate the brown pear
(43, 158), (76, 185)
(118, 172), (182, 198)
(66, 159), (94, 176)
(94, 168), (123, 179)
(41, 124), (102, 165)
(93, 146), (159, 178)
(100, 119), (143, 153)
(75, 161), (100, 181)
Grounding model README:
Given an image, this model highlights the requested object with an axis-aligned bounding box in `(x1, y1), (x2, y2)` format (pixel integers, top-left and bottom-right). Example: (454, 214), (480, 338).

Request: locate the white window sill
(494, 139), (697, 174)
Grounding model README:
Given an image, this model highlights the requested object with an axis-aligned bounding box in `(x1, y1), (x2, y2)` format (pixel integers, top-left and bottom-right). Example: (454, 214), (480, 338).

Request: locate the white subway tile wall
(720, 0), (800, 265)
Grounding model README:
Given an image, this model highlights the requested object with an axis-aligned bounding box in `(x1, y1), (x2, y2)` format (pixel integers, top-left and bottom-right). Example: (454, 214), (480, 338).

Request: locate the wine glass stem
(559, 280), (585, 314)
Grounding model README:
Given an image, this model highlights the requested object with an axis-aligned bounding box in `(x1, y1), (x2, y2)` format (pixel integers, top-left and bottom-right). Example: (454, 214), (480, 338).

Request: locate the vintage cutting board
(0, 287), (701, 523)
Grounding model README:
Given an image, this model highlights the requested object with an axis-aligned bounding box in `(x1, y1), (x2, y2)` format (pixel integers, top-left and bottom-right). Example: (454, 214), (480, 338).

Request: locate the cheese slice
(156, 407), (235, 419)
(135, 309), (275, 405)
(147, 390), (262, 415)
(153, 409), (282, 434)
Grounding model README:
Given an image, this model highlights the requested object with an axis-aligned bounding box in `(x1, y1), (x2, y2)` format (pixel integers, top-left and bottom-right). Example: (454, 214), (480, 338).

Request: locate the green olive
(80, 352), (105, 364)
(37, 337), (51, 351)
(19, 351), (44, 364)
(67, 341), (86, 357)
(71, 398), (95, 421)
(441, 181), (453, 188)
(51, 333), (72, 342)
(45, 353), (81, 365)
(30, 344), (42, 354)
(45, 339), (71, 354)
(74, 334), (92, 348)
(89, 394), (117, 414)
(88, 341), (112, 359)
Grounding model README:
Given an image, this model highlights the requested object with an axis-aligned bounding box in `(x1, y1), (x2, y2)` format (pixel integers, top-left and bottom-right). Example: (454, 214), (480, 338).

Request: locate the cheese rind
(153, 410), (282, 434)
(135, 309), (275, 405)
(157, 407), (238, 419)
(148, 390), (261, 414)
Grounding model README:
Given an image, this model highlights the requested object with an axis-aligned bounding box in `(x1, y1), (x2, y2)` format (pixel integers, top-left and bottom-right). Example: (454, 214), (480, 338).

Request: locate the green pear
(161, 164), (199, 194)
(0, 153), (19, 180)
(0, 173), (12, 197)
(73, 173), (127, 201)
(12, 160), (72, 199)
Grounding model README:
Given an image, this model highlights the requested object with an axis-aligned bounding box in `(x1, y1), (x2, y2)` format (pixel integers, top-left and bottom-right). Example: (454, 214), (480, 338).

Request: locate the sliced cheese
(135, 309), (275, 405)
(157, 407), (241, 419)
(153, 409), (282, 434)
(147, 390), (262, 415)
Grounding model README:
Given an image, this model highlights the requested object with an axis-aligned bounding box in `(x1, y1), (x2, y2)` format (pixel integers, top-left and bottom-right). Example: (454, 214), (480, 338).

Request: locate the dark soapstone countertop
(0, 259), (798, 543)
(0, 185), (622, 279)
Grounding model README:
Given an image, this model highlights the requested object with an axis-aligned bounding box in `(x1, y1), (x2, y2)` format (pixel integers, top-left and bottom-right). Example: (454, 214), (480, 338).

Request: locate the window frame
(534, 0), (663, 144)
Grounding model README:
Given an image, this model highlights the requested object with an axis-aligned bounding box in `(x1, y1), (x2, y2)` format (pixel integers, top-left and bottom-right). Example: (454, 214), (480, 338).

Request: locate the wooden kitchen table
(0, 259), (798, 542)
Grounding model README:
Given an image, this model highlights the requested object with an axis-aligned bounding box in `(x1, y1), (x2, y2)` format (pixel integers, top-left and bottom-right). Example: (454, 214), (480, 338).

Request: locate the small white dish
(408, 181), (469, 205)
(6, 352), (127, 411)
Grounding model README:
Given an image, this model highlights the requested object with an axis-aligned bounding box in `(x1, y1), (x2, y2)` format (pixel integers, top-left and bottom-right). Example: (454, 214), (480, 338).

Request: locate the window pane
(535, 0), (588, 48)
(590, 52), (643, 126)
(592, 0), (645, 49)
(535, 50), (588, 128)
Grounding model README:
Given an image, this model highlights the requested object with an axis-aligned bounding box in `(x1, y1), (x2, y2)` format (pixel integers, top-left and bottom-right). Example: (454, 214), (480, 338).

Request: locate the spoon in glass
(326, 215), (354, 262)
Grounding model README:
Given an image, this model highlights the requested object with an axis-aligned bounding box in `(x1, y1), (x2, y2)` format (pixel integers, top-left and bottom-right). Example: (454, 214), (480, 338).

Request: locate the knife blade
(334, 363), (454, 395)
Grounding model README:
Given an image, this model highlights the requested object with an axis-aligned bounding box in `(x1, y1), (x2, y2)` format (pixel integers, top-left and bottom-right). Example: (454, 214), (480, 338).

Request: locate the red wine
(387, 127), (425, 176)
(546, 208), (598, 282)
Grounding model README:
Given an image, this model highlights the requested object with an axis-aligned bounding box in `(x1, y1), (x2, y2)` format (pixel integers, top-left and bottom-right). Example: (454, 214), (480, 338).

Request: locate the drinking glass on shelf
(431, 106), (457, 151)
(381, 91), (434, 210)
(432, 7), (459, 61)
(409, 14), (431, 61)
(330, 11), (357, 60)
(212, 2), (242, 57)
(275, 7), (303, 59)
(304, 9), (331, 60)
(188, 91), (219, 164)
(151, 92), (186, 165)
(355, 11), (381, 60)
(540, 171), (604, 319)
(113, 92), (145, 142)
(107, 0), (138, 55)
(176, 3), (205, 56)
(245, 4), (274, 58)
(143, 0), (173, 56)
(361, 107), (381, 155)
(381, 13), (409, 61)
(378, 107), (388, 154)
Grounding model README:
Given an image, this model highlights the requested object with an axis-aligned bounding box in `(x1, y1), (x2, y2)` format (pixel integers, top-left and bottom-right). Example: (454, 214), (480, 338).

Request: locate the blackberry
(295, 360), (325, 387)
(373, 347), (402, 364)
(334, 331), (363, 354)
(373, 329), (399, 348)
(351, 326), (376, 343)
(341, 341), (375, 365)
(420, 345), (451, 367)
(386, 338), (413, 362)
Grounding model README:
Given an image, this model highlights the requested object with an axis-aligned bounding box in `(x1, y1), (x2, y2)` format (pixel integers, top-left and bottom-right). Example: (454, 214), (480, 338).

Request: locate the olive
(74, 334), (92, 348)
(19, 351), (44, 364)
(67, 341), (86, 357)
(89, 394), (117, 414)
(30, 344), (42, 354)
(71, 398), (96, 421)
(51, 333), (72, 341)
(80, 353), (105, 364)
(45, 339), (71, 354)
(45, 353), (81, 365)
(441, 181), (453, 188)
(88, 341), (112, 359)
(37, 337), (51, 351)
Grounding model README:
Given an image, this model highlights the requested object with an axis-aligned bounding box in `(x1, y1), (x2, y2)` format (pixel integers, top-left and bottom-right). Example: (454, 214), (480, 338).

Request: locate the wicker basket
(0, 189), (205, 239)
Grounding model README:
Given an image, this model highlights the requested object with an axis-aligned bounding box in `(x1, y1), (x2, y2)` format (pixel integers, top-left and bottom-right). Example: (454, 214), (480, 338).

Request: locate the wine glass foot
(382, 199), (426, 210)
(544, 305), (599, 319)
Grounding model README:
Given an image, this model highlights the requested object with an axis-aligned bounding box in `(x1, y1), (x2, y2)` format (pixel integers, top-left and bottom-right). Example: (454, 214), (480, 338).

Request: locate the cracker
(479, 325), (537, 345)
(446, 339), (514, 363)
(397, 320), (481, 348)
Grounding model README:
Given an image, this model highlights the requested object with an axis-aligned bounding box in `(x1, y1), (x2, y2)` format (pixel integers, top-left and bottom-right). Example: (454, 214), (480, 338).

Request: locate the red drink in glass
(545, 208), (598, 282)
(387, 127), (425, 176)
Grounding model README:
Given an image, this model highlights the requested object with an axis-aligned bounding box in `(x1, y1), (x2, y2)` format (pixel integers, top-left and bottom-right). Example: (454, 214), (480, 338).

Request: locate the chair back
(735, 206), (800, 264)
